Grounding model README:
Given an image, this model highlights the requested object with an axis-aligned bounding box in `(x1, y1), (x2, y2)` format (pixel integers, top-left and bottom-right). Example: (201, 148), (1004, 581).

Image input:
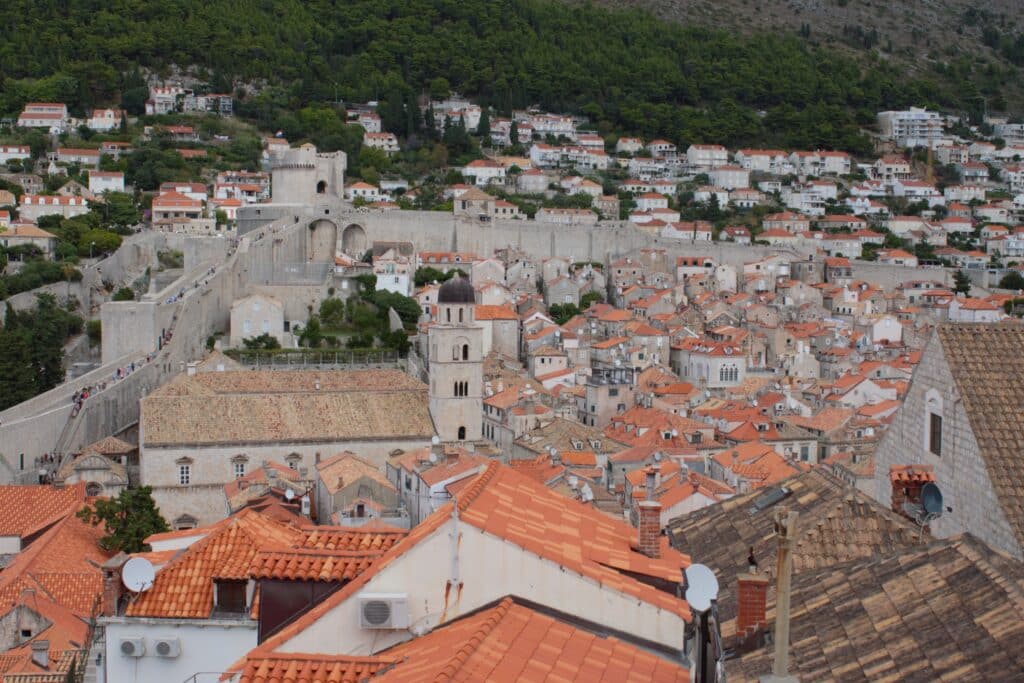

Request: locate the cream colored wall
(141, 438), (431, 526)
(276, 522), (687, 656)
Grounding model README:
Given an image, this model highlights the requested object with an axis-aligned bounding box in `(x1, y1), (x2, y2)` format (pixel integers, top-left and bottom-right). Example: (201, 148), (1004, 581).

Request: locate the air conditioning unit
(119, 638), (145, 657)
(359, 593), (409, 629)
(153, 637), (181, 658)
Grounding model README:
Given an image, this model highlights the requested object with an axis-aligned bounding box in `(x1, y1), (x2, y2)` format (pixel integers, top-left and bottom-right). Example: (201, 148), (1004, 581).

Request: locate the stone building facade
(872, 325), (1024, 559)
(427, 276), (484, 442)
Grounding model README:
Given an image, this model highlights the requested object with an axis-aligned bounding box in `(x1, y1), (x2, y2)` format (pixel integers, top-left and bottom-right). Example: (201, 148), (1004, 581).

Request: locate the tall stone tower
(428, 275), (483, 442)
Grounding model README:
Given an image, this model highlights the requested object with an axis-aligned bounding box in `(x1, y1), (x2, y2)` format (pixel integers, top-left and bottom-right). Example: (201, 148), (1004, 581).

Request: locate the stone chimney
(890, 464), (935, 518)
(736, 573), (770, 642)
(637, 499), (662, 559)
(100, 554), (128, 617)
(30, 640), (49, 669)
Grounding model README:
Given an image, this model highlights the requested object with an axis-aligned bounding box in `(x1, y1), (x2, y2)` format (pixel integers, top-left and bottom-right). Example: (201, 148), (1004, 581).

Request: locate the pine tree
(510, 120), (519, 145)
(477, 107), (490, 140)
(953, 269), (972, 297)
(77, 487), (170, 553)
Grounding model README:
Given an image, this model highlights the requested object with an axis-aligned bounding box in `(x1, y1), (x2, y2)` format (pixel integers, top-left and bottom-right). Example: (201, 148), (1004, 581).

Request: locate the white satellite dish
(684, 563), (719, 612)
(285, 488), (296, 501)
(429, 451), (438, 463)
(654, 451), (663, 462)
(121, 557), (156, 593)
(431, 435), (441, 446)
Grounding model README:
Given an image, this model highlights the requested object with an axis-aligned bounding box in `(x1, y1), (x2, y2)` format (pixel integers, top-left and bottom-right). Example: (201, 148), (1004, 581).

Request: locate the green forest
(0, 0), (1016, 153)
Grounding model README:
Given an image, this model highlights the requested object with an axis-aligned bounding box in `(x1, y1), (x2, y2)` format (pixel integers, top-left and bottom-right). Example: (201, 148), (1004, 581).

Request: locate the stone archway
(307, 219), (339, 262)
(341, 223), (368, 256)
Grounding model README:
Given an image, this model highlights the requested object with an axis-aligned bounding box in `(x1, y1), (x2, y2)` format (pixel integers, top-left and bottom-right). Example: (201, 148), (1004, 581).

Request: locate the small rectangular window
(929, 413), (942, 456)
(214, 580), (247, 613)
(179, 465), (191, 486)
(234, 461), (245, 479)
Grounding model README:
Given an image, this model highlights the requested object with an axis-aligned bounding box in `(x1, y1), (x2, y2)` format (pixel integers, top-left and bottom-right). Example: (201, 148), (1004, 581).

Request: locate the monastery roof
(141, 370), (433, 446)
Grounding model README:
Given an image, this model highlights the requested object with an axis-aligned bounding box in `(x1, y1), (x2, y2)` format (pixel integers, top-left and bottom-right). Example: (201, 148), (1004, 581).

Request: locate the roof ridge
(456, 461), (500, 512)
(431, 597), (515, 683)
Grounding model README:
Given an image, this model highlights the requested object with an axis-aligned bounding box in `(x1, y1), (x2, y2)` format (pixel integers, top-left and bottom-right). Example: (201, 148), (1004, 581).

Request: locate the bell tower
(428, 275), (483, 442)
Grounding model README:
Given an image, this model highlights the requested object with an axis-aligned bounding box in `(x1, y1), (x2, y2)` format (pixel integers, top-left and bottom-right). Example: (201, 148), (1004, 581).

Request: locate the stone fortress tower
(270, 143), (346, 205)
(428, 275), (483, 442)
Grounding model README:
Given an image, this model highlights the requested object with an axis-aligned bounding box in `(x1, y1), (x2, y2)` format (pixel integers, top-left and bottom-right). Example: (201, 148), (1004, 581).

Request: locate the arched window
(458, 307), (464, 323)
(458, 426), (466, 440)
(446, 308), (451, 323)
(719, 366), (727, 382)
(462, 344), (469, 360)
(316, 180), (327, 194)
(85, 482), (103, 497)
(454, 381), (460, 396)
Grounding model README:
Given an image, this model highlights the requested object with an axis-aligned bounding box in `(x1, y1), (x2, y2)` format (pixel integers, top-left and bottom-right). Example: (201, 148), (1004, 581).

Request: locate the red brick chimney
(101, 554), (128, 617)
(637, 500), (662, 558)
(736, 573), (770, 638)
(890, 464), (935, 517)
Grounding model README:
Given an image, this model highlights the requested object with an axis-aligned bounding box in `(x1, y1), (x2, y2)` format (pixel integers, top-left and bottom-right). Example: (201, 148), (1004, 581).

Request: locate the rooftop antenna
(121, 557), (156, 594)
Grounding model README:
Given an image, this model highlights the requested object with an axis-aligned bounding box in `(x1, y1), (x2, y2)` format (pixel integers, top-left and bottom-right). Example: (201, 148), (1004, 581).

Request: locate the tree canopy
(77, 486), (169, 553)
(0, 0), (1011, 151)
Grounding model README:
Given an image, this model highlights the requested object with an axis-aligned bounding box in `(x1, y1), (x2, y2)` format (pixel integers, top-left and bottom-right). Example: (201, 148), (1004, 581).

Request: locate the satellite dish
(285, 488), (296, 501)
(654, 451), (663, 462)
(429, 452), (438, 464)
(431, 435), (441, 446)
(921, 482), (944, 516)
(684, 563), (719, 612)
(121, 557), (156, 593)
(568, 475), (579, 488)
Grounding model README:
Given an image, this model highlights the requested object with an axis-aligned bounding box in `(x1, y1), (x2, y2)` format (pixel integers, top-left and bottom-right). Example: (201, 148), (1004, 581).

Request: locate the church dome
(438, 274), (475, 304)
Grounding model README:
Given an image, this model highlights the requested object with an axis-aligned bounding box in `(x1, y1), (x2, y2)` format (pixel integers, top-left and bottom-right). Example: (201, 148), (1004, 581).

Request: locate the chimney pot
(637, 500), (662, 559)
(30, 640), (49, 669)
(736, 572), (770, 640)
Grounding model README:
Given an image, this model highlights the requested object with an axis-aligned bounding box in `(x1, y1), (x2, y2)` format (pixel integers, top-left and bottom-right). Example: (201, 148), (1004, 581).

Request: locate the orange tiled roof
(130, 511), (407, 618)
(0, 483), (85, 538)
(0, 510), (110, 615)
(250, 549), (381, 582)
(245, 462), (693, 660)
(233, 598), (688, 683)
(126, 511), (303, 618)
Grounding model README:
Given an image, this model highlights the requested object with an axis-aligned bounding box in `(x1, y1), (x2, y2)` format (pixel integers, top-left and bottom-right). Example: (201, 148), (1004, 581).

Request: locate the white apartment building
(877, 108), (943, 148)
(687, 144), (728, 172)
(88, 171), (125, 194)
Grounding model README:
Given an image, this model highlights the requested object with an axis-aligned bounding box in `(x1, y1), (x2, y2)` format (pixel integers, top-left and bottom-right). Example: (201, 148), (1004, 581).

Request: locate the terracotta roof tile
(234, 598), (688, 683)
(727, 535), (1024, 681)
(937, 323), (1024, 550)
(0, 484), (86, 539)
(142, 370), (433, 446)
(667, 468), (921, 622)
(245, 463), (692, 661)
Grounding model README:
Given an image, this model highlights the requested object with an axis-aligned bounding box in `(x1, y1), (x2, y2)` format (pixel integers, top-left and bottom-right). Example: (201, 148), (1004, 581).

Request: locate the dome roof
(438, 274), (475, 304)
